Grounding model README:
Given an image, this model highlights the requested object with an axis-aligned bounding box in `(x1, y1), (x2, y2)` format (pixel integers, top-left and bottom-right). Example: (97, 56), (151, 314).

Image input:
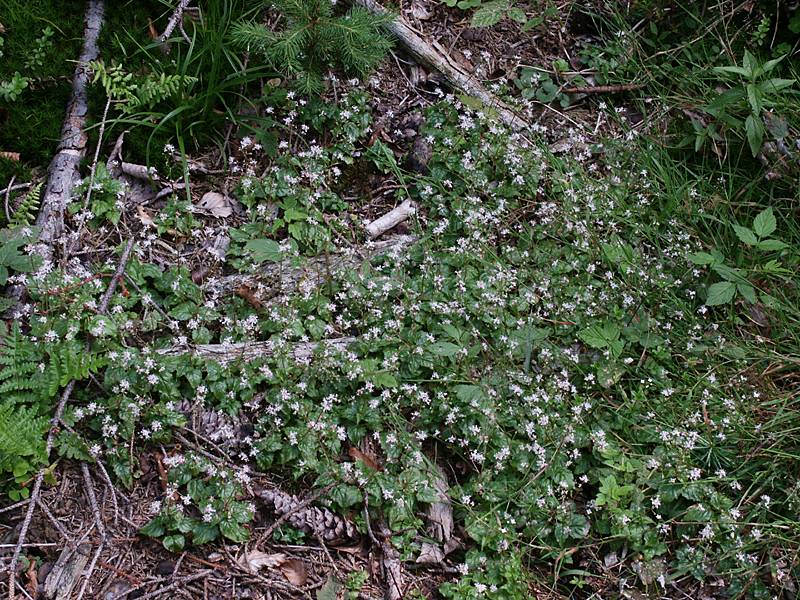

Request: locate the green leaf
(732, 225), (757, 246)
(752, 207), (776, 237)
(471, 1), (506, 27)
(746, 83), (761, 114)
(706, 281), (736, 305)
(219, 521), (249, 543)
(755, 238), (787, 251)
(428, 341), (461, 357)
(139, 518), (165, 538)
(245, 238), (282, 263)
(317, 576), (343, 600)
(712, 65), (749, 77)
(578, 323), (620, 349)
(162, 534), (185, 553)
(711, 263), (749, 284)
(688, 251), (718, 266)
(745, 114), (764, 156)
(507, 7), (527, 23)
(737, 283), (757, 304)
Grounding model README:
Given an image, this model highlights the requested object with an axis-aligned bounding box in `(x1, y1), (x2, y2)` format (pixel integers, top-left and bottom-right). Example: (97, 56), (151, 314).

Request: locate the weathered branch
(158, 336), (356, 366)
(206, 234), (416, 301)
(365, 200), (416, 239)
(354, 0), (529, 131)
(34, 0), (105, 260)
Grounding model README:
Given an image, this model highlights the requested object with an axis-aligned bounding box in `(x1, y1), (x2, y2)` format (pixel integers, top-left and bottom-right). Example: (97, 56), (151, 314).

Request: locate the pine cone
(176, 400), (249, 448)
(257, 488), (358, 545)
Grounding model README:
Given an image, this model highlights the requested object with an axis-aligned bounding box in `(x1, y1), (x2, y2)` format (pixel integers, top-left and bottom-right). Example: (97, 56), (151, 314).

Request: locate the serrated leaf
(755, 238), (787, 251)
(752, 207), (776, 237)
(706, 281), (736, 305)
(732, 225), (757, 246)
(745, 114), (764, 157)
(471, 1), (506, 27)
(737, 283), (757, 304)
(688, 251), (718, 265)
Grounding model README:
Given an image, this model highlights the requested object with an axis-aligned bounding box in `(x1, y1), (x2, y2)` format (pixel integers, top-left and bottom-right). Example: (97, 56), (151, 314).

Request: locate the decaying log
(158, 336), (356, 366)
(365, 200), (416, 239)
(34, 0), (105, 261)
(207, 234), (416, 301)
(43, 543), (92, 600)
(354, 0), (529, 131)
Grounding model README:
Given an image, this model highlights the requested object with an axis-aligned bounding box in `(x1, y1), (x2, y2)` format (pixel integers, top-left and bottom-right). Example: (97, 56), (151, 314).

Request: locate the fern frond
(0, 399), (47, 472)
(44, 343), (107, 398)
(10, 182), (42, 227)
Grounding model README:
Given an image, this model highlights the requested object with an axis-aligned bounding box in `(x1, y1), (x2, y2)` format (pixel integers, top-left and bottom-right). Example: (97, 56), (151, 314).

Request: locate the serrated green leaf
(732, 225), (757, 246)
(745, 114), (764, 157)
(737, 283), (757, 304)
(688, 251), (718, 265)
(471, 1), (506, 27)
(755, 238), (787, 251)
(706, 281), (736, 305)
(752, 207), (776, 237)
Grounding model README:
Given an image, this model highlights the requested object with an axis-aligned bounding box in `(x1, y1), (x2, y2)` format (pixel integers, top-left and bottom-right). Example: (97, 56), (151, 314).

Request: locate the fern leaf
(10, 182), (42, 227)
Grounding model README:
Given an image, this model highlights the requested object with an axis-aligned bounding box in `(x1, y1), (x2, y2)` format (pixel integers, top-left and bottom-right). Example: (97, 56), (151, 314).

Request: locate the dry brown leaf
(348, 446), (381, 471)
(236, 285), (263, 310)
(136, 205), (155, 227)
(409, 1), (432, 20)
(279, 558), (307, 586)
(0, 151), (20, 162)
(191, 265), (210, 285)
(237, 550), (287, 574)
(196, 191), (233, 218)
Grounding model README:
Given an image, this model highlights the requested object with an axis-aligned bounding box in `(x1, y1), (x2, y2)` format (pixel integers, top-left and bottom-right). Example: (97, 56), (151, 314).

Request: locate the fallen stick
(34, 0), (105, 261)
(365, 200), (416, 239)
(158, 0), (192, 46)
(158, 336), (356, 366)
(562, 83), (645, 94)
(353, 0), (529, 131)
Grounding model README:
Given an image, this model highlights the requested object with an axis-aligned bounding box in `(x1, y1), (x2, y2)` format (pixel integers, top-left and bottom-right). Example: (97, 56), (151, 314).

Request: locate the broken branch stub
(365, 199), (416, 239)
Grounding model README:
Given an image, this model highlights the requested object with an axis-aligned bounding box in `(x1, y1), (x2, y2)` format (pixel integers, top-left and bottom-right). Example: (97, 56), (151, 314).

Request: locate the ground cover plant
(1, 0), (799, 598)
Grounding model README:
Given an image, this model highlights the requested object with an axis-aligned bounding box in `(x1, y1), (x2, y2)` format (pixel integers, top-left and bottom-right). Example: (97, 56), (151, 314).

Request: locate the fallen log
(158, 336), (356, 366)
(353, 0), (529, 131)
(206, 234), (416, 301)
(35, 0), (105, 261)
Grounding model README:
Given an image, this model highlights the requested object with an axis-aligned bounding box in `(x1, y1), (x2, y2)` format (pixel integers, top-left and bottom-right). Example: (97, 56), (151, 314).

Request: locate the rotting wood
(158, 336), (357, 366)
(206, 234), (416, 301)
(352, 0), (529, 131)
(365, 199), (416, 239)
(34, 0), (105, 263)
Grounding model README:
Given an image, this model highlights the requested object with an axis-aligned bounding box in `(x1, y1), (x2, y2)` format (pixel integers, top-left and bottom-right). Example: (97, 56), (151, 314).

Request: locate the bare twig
(74, 464), (106, 600)
(158, 0), (192, 46)
(0, 181), (32, 199)
(107, 570), (213, 600)
(3, 175), (15, 224)
(562, 83), (646, 94)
